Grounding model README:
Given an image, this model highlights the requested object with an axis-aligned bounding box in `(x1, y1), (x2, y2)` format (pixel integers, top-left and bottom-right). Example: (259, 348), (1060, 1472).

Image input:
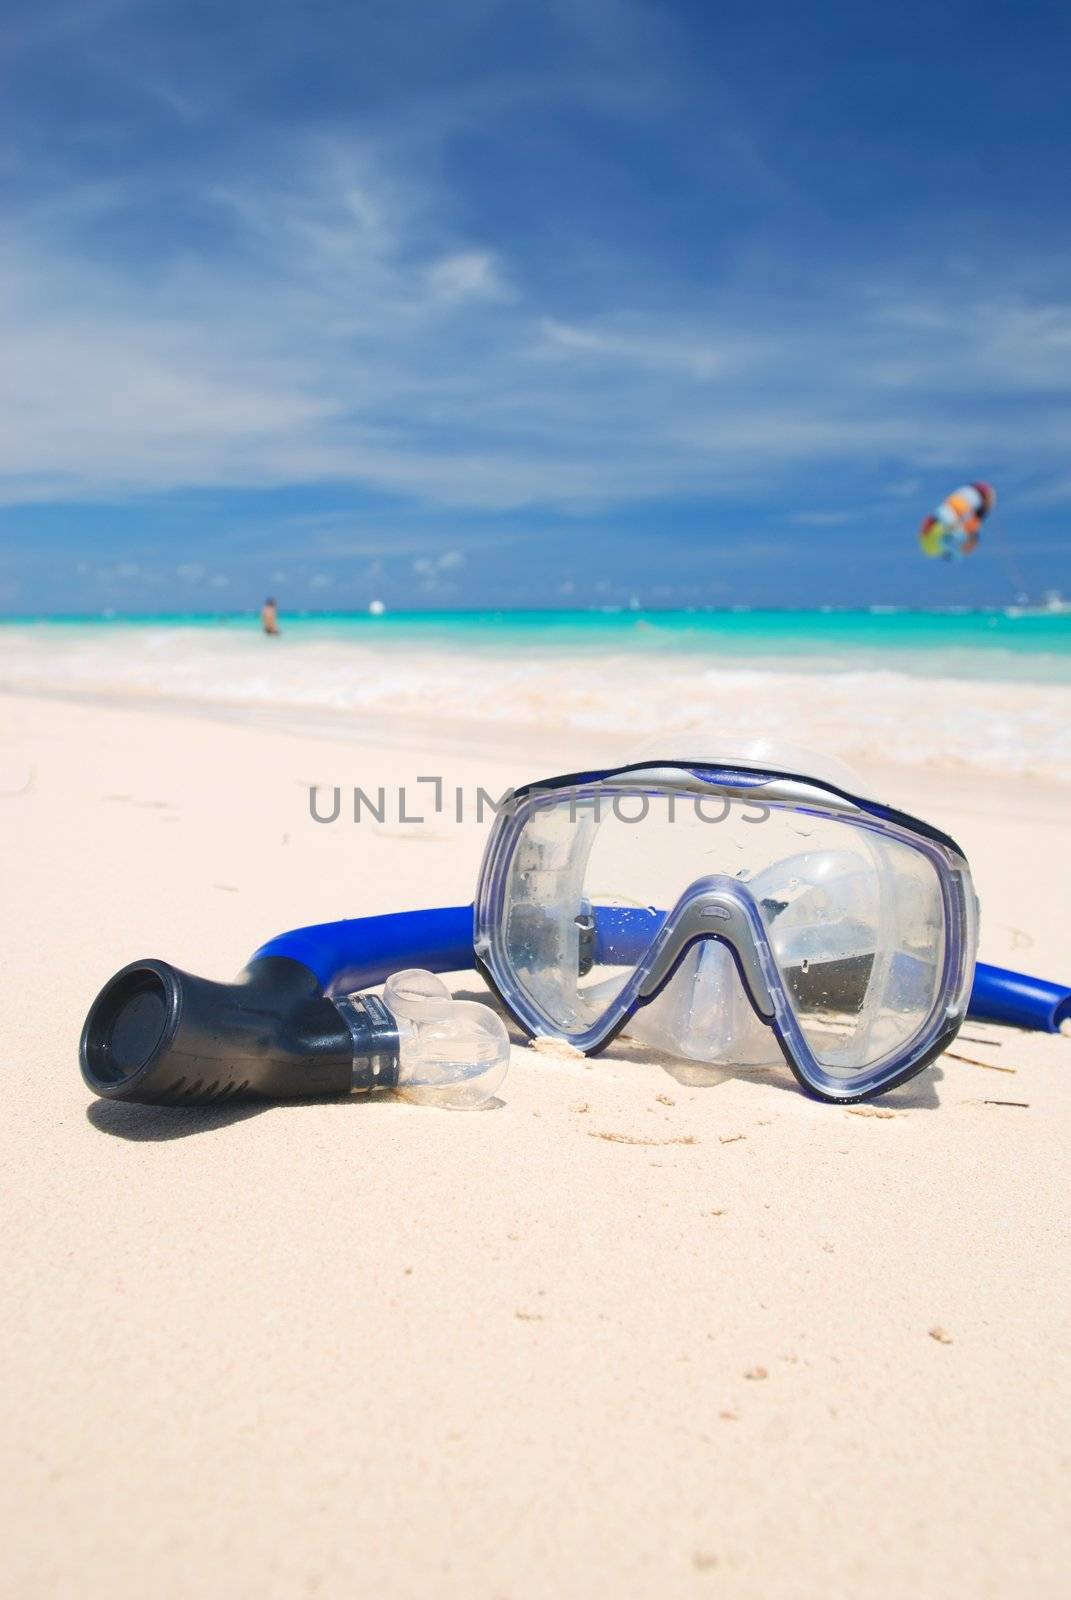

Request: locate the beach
(2, 622), (1069, 1598)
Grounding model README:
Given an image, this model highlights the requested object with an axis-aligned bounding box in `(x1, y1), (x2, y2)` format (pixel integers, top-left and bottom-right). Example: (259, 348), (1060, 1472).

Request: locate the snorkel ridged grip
(80, 956), (353, 1104)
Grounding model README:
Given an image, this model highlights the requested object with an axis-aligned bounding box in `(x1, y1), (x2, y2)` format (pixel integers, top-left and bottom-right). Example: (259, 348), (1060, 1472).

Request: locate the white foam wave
(2, 626), (1070, 784)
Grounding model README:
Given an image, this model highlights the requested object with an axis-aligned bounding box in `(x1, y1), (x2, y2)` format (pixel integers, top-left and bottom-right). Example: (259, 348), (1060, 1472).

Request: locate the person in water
(260, 597), (280, 636)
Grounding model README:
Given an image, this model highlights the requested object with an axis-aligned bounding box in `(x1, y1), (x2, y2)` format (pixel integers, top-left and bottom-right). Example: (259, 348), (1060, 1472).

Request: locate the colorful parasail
(918, 482), (996, 560)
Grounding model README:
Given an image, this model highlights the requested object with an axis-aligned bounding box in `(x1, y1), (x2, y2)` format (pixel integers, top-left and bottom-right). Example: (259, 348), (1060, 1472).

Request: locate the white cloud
(538, 317), (738, 380)
(410, 546), (467, 590)
(426, 251), (510, 303)
(0, 132), (1070, 520)
(411, 548), (466, 578)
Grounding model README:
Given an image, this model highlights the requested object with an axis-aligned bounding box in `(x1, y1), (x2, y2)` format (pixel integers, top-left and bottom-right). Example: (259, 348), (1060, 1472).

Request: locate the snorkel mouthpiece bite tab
(333, 992), (401, 1092)
(347, 969), (511, 1109)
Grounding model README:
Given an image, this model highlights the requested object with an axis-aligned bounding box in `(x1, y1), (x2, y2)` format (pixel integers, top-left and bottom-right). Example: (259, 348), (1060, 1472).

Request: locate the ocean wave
(1, 625), (1070, 783)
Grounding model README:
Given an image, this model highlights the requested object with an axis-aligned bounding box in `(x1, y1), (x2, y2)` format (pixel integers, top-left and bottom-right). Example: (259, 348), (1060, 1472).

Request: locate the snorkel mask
(79, 747), (1070, 1109)
(473, 747), (978, 1101)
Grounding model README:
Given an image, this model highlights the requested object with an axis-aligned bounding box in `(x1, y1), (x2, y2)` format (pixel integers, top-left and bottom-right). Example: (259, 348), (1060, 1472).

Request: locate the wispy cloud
(426, 251), (511, 303)
(3, 150), (1071, 520)
(4, 124), (1070, 519)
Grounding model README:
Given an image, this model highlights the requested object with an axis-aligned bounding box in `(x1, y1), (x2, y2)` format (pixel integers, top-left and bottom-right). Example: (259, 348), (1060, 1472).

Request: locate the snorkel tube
(967, 963), (1071, 1034)
(80, 907), (479, 1106)
(80, 905), (1069, 1105)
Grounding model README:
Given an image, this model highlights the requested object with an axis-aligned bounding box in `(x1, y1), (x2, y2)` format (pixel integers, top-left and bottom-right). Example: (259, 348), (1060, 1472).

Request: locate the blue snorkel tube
(966, 962), (1071, 1034)
(80, 904), (1068, 1106)
(251, 906), (476, 997)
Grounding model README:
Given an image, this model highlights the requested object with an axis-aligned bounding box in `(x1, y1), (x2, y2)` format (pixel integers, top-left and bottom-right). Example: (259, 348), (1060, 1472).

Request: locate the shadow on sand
(86, 1085), (506, 1142)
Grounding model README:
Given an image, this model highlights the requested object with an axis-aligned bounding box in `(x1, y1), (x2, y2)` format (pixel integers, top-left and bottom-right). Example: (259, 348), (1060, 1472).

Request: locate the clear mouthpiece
(384, 970), (510, 1109)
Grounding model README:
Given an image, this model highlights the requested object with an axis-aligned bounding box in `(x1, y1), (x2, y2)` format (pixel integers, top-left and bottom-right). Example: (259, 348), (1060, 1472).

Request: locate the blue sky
(2, 0), (1070, 613)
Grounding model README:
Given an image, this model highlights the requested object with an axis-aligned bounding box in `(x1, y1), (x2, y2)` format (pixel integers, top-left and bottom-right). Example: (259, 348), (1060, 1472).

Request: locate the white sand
(2, 687), (1068, 1598)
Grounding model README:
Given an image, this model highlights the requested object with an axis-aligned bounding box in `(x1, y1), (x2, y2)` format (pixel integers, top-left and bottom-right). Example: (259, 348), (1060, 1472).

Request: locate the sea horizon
(2, 601), (1068, 620)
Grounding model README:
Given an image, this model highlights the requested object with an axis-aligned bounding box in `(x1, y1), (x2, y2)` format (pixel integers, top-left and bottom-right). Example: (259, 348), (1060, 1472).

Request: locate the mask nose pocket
(624, 938), (782, 1067)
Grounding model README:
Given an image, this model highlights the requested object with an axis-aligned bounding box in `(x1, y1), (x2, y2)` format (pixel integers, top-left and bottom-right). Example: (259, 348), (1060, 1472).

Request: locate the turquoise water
(5, 607), (1070, 682)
